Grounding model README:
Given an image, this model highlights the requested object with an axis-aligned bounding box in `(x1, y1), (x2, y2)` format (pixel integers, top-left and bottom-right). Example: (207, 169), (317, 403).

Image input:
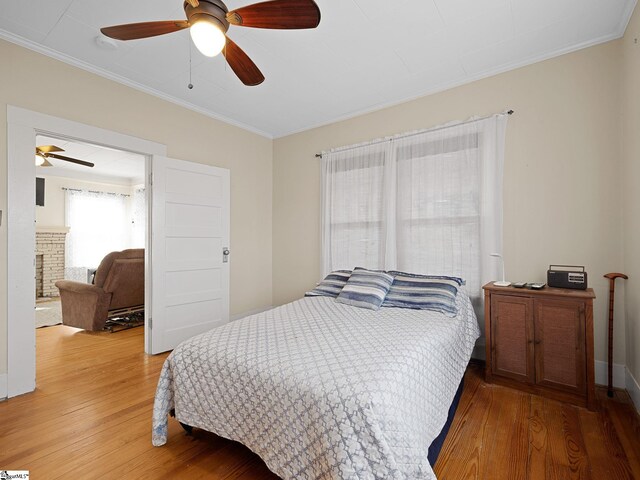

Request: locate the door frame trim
(6, 105), (166, 398)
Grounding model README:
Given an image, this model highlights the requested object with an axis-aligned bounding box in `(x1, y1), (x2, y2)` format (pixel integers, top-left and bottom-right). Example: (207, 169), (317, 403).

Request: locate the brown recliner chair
(55, 249), (145, 331)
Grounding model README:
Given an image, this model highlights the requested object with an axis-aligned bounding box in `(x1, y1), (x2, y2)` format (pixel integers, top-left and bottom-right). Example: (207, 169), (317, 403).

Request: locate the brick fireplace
(36, 227), (69, 298)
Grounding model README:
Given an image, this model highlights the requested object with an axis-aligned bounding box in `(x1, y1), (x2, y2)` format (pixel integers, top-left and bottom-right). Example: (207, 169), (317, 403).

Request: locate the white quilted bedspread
(152, 290), (480, 480)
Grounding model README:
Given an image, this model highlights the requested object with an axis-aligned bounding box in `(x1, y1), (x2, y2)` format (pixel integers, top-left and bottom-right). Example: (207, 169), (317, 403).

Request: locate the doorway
(34, 134), (147, 331)
(7, 106), (231, 399)
(7, 106), (166, 397)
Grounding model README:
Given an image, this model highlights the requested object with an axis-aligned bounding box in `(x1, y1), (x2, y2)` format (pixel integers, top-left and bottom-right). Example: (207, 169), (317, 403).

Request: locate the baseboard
(595, 360), (626, 388)
(0, 373), (7, 401)
(230, 305), (273, 322)
(626, 368), (640, 414)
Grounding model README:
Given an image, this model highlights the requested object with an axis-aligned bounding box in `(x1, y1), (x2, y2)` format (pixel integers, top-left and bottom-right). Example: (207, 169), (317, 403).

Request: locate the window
(322, 146), (386, 271)
(65, 189), (130, 277)
(321, 115), (508, 299)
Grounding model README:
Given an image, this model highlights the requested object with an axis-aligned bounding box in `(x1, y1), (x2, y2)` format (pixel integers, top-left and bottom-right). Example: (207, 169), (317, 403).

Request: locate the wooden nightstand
(483, 283), (596, 410)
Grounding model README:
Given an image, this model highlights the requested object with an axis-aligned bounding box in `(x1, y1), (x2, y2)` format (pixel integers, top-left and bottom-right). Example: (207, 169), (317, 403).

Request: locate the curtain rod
(61, 187), (130, 197)
(314, 109), (514, 158)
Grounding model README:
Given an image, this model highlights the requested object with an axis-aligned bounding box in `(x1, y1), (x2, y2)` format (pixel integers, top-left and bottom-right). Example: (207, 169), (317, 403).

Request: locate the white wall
(0, 39), (273, 378)
(272, 39), (626, 370)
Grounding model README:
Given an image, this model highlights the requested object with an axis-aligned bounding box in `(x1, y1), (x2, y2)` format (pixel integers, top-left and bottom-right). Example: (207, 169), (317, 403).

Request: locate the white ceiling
(36, 134), (145, 185)
(2, 0), (636, 138)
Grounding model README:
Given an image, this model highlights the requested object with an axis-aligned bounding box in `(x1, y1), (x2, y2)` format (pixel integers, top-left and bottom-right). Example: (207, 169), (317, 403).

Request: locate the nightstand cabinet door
(534, 299), (586, 394)
(483, 283), (595, 410)
(491, 294), (534, 383)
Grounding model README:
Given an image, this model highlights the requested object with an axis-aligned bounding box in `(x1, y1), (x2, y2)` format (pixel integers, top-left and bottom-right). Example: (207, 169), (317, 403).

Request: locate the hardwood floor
(1, 325), (639, 479)
(436, 363), (640, 480)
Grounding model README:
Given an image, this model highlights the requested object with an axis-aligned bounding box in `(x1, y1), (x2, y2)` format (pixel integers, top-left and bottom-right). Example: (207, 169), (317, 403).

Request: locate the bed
(152, 287), (480, 480)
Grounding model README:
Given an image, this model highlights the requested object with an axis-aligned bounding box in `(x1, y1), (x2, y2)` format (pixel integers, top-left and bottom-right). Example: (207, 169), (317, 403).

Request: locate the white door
(148, 155), (230, 354)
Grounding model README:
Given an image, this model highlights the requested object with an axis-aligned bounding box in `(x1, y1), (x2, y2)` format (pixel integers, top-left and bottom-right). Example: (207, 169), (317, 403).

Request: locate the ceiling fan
(35, 146), (95, 168)
(100, 0), (321, 86)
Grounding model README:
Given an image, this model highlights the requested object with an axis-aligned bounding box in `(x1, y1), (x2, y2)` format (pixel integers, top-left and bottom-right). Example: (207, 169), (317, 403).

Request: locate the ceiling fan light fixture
(100, 0), (321, 85)
(35, 154), (44, 166)
(190, 17), (226, 57)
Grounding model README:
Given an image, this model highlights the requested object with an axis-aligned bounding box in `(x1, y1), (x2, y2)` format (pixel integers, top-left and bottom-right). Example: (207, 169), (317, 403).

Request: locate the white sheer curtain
(65, 189), (130, 281)
(131, 187), (146, 248)
(321, 114), (508, 299)
(321, 142), (390, 274)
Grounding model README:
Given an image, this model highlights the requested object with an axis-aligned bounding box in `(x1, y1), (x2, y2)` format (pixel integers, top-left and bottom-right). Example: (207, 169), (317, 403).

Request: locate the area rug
(35, 300), (63, 328)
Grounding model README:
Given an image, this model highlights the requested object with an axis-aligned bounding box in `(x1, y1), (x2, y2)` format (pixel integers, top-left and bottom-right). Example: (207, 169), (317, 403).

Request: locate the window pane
(326, 146), (386, 270)
(331, 222), (384, 270)
(395, 133), (481, 296)
(397, 218), (481, 295)
(65, 190), (130, 269)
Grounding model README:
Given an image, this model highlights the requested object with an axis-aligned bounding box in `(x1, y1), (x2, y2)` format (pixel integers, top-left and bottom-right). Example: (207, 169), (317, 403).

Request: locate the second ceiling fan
(36, 145), (95, 168)
(101, 0), (321, 86)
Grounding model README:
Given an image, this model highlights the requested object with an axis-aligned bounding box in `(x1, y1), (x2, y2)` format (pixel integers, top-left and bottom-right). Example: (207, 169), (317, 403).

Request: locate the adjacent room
(34, 135), (146, 332)
(1, 0), (640, 479)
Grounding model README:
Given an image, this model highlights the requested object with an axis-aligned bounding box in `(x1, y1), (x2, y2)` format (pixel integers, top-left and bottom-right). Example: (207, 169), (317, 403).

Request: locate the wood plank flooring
(1, 325), (639, 479)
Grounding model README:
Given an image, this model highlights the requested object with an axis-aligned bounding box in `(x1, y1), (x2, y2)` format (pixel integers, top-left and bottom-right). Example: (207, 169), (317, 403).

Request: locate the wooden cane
(604, 272), (628, 397)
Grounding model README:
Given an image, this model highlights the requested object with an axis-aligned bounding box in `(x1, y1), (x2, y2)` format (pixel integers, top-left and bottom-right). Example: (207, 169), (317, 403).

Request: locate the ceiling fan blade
(222, 38), (265, 86)
(101, 20), (190, 41)
(226, 0), (320, 29)
(185, 0), (199, 6)
(47, 153), (95, 168)
(37, 145), (64, 154)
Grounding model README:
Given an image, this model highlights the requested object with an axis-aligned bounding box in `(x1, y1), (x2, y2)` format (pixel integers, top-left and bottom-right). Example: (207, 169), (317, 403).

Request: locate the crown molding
(0, 29), (273, 139)
(1, 0), (636, 141)
(619, 0), (638, 35)
(276, 21), (634, 138)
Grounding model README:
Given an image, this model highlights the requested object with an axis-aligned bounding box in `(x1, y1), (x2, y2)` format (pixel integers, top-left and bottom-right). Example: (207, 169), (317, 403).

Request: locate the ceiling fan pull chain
(188, 37), (194, 90)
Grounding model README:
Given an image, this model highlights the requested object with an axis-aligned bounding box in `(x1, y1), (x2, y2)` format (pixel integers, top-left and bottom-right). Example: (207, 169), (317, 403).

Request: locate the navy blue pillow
(305, 270), (351, 298)
(383, 272), (464, 316)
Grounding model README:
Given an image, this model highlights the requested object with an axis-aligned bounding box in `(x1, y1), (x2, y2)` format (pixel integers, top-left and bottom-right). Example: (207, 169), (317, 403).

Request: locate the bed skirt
(427, 376), (464, 466)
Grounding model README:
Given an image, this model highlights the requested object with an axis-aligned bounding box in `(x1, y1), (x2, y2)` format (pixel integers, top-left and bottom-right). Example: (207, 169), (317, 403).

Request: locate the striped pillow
(383, 272), (465, 316)
(335, 267), (394, 310)
(305, 270), (352, 298)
